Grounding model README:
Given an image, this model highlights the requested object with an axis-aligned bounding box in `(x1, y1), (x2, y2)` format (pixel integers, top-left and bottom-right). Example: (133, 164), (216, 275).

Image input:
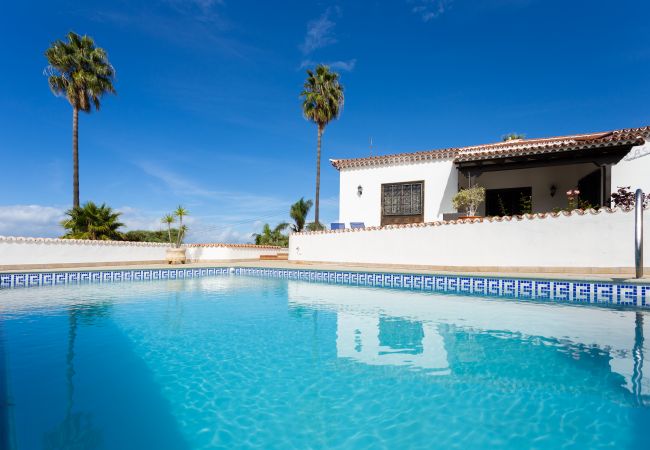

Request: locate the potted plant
(164, 206), (188, 264)
(452, 186), (486, 219)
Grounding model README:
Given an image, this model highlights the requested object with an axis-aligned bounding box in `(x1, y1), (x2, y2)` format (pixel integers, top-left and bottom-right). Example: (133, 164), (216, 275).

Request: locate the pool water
(1, 276), (649, 449)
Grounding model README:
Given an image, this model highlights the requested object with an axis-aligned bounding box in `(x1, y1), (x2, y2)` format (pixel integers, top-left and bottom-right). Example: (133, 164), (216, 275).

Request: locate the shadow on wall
(188, 247), (204, 262)
(437, 167), (459, 217)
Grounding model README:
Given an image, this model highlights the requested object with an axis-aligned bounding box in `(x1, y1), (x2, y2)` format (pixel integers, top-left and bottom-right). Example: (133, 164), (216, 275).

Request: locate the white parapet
(0, 236), (285, 269)
(185, 244), (284, 262)
(289, 208), (650, 271)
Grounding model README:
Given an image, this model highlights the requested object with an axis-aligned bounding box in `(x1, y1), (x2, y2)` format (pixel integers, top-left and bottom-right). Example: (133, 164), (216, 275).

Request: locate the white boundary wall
(185, 245), (282, 262)
(290, 209), (649, 270)
(0, 237), (283, 269)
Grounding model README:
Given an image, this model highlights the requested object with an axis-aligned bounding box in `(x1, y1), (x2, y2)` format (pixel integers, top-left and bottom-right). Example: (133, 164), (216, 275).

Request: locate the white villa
(331, 126), (650, 226)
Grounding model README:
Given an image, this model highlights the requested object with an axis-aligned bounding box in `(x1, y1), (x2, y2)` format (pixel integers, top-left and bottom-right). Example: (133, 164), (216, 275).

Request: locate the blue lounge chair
(331, 222), (345, 230)
(350, 222), (365, 229)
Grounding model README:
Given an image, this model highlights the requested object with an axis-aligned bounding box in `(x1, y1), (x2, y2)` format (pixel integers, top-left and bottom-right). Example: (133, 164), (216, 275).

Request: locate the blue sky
(1, 0), (649, 242)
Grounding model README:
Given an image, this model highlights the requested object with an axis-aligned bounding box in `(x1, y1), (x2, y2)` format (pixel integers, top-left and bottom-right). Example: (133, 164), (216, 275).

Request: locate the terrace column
(600, 164), (612, 207)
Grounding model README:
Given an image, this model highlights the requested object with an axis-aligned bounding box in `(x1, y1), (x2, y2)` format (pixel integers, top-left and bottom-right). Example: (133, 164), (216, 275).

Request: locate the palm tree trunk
(72, 106), (80, 208)
(315, 124), (323, 225)
(167, 224), (172, 245)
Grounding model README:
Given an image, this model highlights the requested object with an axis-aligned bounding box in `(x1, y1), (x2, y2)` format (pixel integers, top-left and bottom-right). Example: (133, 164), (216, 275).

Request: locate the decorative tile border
(233, 268), (650, 308)
(1, 267), (649, 308)
(0, 267), (231, 289)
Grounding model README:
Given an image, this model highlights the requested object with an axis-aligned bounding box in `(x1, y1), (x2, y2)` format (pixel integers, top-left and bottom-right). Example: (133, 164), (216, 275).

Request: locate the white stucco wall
(338, 158), (457, 227)
(290, 209), (649, 270)
(611, 140), (650, 195)
(0, 237), (284, 269)
(185, 245), (283, 262)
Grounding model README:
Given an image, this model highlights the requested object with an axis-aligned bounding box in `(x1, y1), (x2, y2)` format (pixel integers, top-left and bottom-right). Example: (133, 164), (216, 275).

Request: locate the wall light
(357, 185), (363, 197)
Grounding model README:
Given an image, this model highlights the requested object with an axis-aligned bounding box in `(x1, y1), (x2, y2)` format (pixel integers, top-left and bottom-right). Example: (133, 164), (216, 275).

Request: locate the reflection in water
(0, 320), (14, 450)
(288, 281), (650, 403)
(337, 313), (450, 374)
(44, 303), (112, 450)
(633, 312), (645, 405)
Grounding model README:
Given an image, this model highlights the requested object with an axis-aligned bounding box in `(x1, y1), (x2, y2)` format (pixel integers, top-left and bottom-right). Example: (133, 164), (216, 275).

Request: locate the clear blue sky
(1, 0), (649, 242)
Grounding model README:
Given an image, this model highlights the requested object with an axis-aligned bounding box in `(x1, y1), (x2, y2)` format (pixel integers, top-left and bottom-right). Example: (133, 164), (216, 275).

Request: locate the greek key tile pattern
(0, 268), (231, 289)
(1, 267), (649, 308)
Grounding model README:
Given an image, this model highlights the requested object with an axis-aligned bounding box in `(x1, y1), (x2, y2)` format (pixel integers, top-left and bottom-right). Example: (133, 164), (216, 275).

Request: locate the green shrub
(452, 186), (486, 216)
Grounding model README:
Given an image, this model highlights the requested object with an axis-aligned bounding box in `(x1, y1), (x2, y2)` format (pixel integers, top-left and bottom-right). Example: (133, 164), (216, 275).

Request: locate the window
(485, 187), (532, 216)
(381, 182), (423, 216)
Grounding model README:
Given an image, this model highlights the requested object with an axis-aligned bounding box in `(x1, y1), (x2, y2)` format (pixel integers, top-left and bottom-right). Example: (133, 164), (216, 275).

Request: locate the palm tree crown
(300, 64), (344, 225)
(290, 198), (313, 232)
(45, 31), (116, 208)
(45, 32), (116, 112)
(253, 223), (289, 247)
(301, 65), (344, 128)
(61, 202), (124, 240)
(162, 214), (175, 245)
(173, 206), (189, 247)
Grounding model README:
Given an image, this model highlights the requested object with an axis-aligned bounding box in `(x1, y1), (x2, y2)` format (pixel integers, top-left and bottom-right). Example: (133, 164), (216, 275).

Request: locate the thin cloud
(328, 59), (357, 71)
(411, 0), (453, 21)
(300, 7), (339, 54)
(88, 3), (251, 60)
(135, 161), (291, 212)
(299, 59), (357, 72)
(0, 205), (66, 238)
(136, 161), (218, 199)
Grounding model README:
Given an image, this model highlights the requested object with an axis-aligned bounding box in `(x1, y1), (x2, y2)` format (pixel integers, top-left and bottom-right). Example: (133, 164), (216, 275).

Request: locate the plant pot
(166, 247), (187, 264)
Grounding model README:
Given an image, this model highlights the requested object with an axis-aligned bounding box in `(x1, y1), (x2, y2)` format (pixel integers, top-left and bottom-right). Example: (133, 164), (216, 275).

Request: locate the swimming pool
(1, 275), (649, 449)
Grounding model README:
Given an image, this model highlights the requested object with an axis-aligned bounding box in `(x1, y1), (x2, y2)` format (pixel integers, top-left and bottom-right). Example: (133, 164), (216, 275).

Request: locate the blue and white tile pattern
(1, 267), (649, 308)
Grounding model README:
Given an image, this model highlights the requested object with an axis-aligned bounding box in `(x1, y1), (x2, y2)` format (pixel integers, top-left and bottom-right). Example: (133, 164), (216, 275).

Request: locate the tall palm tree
(45, 32), (116, 208)
(290, 198), (313, 232)
(162, 214), (175, 245)
(61, 201), (124, 240)
(173, 206), (189, 248)
(300, 65), (344, 225)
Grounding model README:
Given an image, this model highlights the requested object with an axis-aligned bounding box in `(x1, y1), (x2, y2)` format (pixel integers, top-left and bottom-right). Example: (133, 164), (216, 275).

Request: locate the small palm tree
(45, 32), (116, 208)
(290, 198), (314, 232)
(300, 65), (344, 224)
(61, 202), (124, 240)
(502, 132), (526, 141)
(253, 223), (289, 247)
(173, 206), (189, 247)
(161, 214), (175, 245)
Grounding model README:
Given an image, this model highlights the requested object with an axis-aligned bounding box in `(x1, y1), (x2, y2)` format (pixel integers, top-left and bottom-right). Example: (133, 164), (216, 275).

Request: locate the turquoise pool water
(1, 276), (649, 449)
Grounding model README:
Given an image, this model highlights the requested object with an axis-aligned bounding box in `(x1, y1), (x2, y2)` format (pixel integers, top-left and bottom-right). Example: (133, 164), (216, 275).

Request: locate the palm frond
(44, 31), (116, 112)
(300, 64), (344, 127)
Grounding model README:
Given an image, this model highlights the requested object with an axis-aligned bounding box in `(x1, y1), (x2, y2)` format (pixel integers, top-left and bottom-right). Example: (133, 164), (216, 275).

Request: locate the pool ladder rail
(635, 189), (644, 279)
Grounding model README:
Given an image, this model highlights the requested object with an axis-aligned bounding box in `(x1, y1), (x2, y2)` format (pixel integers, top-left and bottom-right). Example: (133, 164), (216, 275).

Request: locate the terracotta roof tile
(330, 126), (650, 170)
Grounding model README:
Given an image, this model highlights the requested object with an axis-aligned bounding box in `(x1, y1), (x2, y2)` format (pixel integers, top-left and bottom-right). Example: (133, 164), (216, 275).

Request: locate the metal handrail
(635, 189), (644, 279)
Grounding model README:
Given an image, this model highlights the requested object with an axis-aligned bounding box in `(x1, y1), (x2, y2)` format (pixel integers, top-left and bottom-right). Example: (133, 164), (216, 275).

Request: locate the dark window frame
(381, 181), (425, 226)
